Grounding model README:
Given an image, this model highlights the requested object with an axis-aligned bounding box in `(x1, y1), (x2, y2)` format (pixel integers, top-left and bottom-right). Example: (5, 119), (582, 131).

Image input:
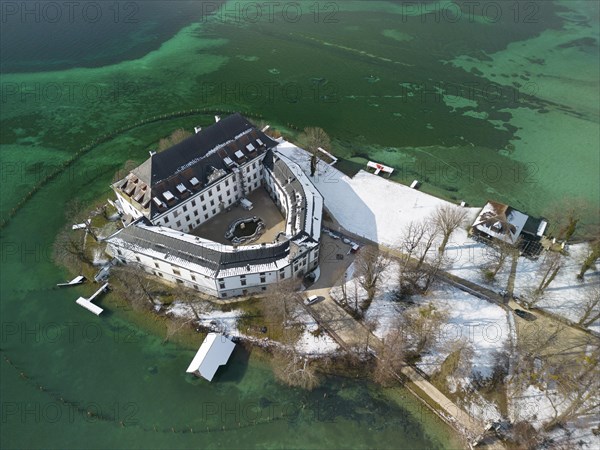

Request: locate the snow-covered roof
(186, 333), (235, 381)
(267, 149), (323, 242)
(106, 222), (292, 277)
(473, 201), (528, 245)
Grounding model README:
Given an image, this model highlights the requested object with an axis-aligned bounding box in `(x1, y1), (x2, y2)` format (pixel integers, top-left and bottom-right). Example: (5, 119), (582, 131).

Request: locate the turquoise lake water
(1, 1), (598, 448)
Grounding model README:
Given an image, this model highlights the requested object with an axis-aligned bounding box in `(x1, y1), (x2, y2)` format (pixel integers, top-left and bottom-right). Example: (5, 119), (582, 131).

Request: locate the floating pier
(57, 275), (86, 287)
(75, 283), (108, 316)
(72, 219), (90, 230)
(367, 161), (394, 177)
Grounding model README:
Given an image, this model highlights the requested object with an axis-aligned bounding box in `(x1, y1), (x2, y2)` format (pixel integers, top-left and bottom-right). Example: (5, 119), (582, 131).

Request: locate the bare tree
(355, 246), (388, 311)
(398, 220), (428, 268)
(110, 265), (157, 311)
(536, 251), (563, 294)
(398, 219), (438, 270)
(52, 199), (94, 271)
(272, 349), (320, 390)
(52, 226), (92, 272)
(433, 339), (474, 389)
(511, 421), (539, 449)
(577, 286), (600, 328)
(261, 279), (303, 343)
(484, 239), (516, 281)
(373, 316), (406, 386)
(433, 204), (468, 254)
(578, 238), (600, 280)
(396, 219), (440, 299)
(403, 303), (450, 357)
(542, 343), (600, 431)
(163, 315), (195, 344)
(544, 197), (591, 242)
(299, 127), (331, 177)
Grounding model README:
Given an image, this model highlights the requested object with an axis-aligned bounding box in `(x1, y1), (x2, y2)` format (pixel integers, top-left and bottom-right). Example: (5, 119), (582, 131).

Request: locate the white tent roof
(186, 333), (236, 381)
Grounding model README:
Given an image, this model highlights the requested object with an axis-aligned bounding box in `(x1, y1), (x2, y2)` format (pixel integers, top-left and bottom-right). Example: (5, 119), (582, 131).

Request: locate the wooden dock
(75, 283), (108, 316)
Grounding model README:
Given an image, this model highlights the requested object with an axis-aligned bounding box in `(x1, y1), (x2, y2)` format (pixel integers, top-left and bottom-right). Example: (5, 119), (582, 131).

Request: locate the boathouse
(186, 333), (236, 381)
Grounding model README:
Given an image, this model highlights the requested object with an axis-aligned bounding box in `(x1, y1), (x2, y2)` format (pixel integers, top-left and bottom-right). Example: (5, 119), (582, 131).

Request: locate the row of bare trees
(261, 280), (321, 390)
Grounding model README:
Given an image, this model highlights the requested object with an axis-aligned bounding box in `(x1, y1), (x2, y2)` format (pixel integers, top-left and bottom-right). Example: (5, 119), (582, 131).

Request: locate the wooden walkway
(303, 289), (490, 446)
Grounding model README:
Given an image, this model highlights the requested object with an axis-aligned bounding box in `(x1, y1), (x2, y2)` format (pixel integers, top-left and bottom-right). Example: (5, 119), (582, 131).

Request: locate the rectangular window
(191, 275), (196, 281)
(173, 268), (181, 276)
(260, 277), (266, 283)
(204, 214), (208, 220)
(135, 256), (141, 262)
(212, 209), (216, 215)
(154, 262), (159, 268)
(241, 280), (247, 286)
(185, 215), (190, 221)
(202, 205), (207, 211)
(218, 195), (222, 202)
(194, 210), (199, 216)
(280, 273), (285, 280)
(183, 205), (187, 212)
(217, 185), (221, 192)
(221, 293), (227, 298)
(234, 185), (238, 192)
(176, 220), (181, 227)
(226, 190), (230, 197)
(225, 179), (229, 186)
(262, 287), (267, 291)
(210, 200), (214, 206)
(219, 282), (225, 289)
(191, 200), (196, 207)
(208, 189), (212, 196)
(200, 194), (205, 201)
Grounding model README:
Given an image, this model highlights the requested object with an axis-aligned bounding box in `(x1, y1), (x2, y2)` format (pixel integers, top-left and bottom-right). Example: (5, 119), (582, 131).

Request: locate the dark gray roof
(115, 114), (278, 218)
(268, 154), (307, 238)
(522, 216), (544, 237)
(109, 223), (290, 273)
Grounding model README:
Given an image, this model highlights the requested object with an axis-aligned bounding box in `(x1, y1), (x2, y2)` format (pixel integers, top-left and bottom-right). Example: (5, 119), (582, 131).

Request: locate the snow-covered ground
(279, 142), (600, 333)
(277, 141), (480, 246)
(295, 311), (340, 355)
(330, 260), (510, 423)
(511, 385), (600, 449)
(166, 301), (339, 355)
(445, 237), (600, 333)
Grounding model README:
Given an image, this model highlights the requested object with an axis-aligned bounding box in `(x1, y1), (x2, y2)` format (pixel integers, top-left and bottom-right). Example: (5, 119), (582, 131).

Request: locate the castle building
(106, 114), (323, 298)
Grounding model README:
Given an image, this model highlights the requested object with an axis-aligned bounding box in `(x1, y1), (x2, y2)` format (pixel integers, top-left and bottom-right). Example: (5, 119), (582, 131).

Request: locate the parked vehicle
(305, 295), (319, 305)
(514, 309), (536, 321)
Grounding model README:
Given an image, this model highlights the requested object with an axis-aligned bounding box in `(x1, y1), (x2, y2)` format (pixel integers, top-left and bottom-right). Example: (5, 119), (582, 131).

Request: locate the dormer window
(246, 143), (255, 152)
(163, 191), (175, 202)
(176, 183), (186, 194)
(190, 177), (200, 187)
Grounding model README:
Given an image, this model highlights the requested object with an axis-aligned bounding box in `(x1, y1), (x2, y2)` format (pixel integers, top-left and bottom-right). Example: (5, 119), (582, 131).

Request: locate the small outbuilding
(186, 333), (236, 381)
